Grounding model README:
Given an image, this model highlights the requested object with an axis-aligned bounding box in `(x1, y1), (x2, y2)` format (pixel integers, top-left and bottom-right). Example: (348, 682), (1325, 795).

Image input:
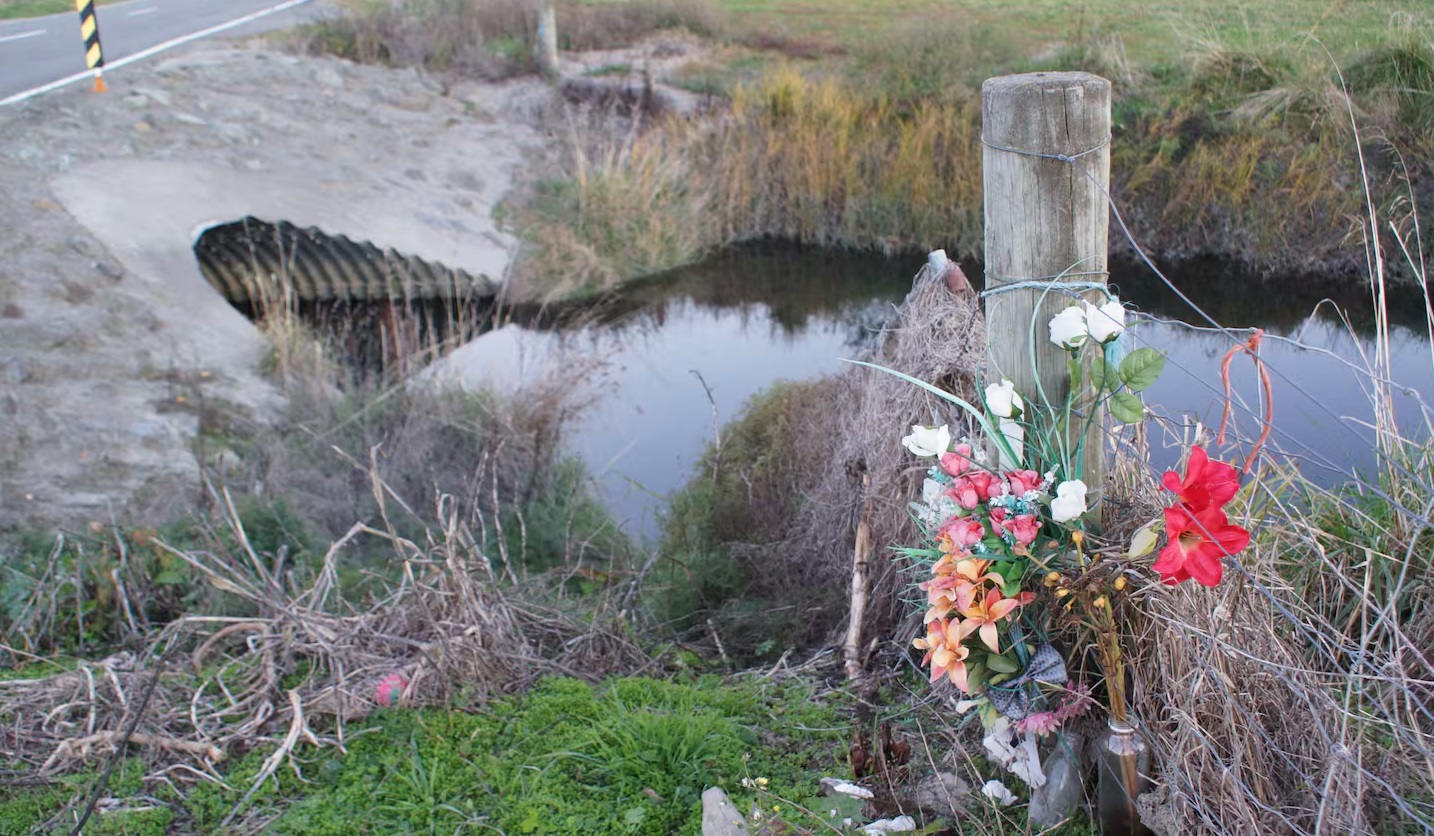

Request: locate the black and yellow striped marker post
(75, 0), (107, 92)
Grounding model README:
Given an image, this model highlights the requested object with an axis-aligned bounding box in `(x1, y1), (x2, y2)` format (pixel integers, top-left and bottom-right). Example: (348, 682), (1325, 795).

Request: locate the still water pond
(438, 246), (1434, 543)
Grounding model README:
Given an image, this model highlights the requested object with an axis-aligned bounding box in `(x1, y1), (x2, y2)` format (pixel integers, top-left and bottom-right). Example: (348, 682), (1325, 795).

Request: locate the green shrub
(650, 379), (839, 661)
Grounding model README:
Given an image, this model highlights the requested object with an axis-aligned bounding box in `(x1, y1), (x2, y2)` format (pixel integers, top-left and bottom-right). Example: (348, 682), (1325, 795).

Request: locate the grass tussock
(292, 0), (538, 79)
(1348, 21), (1434, 134)
(294, 0), (722, 80)
(1117, 430), (1434, 833)
(510, 8), (1433, 293)
(518, 115), (714, 297)
(557, 0), (724, 52)
(518, 68), (984, 295)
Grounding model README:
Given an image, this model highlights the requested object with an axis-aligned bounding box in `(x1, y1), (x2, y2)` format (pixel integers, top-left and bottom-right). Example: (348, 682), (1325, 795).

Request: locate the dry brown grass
(520, 68), (986, 295)
(660, 260), (986, 661)
(0, 465), (648, 825)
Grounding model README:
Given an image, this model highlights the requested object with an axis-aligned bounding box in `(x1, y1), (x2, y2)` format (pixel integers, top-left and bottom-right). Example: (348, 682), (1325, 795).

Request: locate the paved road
(0, 0), (323, 100)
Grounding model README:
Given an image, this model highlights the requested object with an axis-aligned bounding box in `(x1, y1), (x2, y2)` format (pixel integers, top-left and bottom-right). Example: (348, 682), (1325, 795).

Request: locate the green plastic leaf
(1067, 357), (1082, 390)
(1091, 356), (1119, 393)
(1117, 348), (1166, 392)
(965, 662), (988, 693)
(840, 359), (1018, 466)
(1109, 391), (1146, 424)
(986, 653), (1020, 674)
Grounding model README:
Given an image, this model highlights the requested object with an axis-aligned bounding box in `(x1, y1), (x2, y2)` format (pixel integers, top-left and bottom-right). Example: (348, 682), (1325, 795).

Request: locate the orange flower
(924, 555), (1002, 622)
(912, 619), (971, 692)
(923, 575), (976, 623)
(954, 588), (1034, 653)
(931, 554), (994, 582)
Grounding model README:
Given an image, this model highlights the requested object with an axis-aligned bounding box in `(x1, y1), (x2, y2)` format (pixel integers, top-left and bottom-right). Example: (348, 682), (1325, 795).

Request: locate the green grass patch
(0, 0), (116, 20)
(178, 675), (846, 835)
(0, 760), (171, 836)
(717, 0), (1413, 68)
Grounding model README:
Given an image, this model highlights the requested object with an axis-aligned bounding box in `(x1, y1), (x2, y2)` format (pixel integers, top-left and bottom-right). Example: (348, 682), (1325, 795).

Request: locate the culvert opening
(193, 217), (500, 375)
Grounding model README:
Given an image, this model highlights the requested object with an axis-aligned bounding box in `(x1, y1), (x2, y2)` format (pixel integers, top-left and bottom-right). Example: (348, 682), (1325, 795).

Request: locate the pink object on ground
(375, 673), (409, 707)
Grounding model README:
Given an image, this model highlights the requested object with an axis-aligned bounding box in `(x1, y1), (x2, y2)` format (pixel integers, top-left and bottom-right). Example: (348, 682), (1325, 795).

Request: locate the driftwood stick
(42, 731), (223, 776)
(844, 473), (875, 681)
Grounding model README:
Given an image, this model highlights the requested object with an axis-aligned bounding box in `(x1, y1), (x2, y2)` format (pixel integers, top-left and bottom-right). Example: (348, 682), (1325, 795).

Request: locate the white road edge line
(0, 29), (47, 44)
(127, 7), (160, 15)
(0, 0), (313, 107)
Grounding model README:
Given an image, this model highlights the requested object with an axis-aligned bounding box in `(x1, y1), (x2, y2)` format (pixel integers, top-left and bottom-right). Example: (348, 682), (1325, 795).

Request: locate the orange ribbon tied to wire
(1216, 329), (1272, 476)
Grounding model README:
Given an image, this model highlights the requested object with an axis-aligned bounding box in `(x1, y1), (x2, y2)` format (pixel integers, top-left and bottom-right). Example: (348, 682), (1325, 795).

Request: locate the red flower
(947, 471), (995, 509)
(1162, 445), (1239, 513)
(940, 444), (975, 477)
(1005, 469), (1041, 496)
(942, 516), (986, 548)
(1152, 505), (1250, 586)
(1007, 513), (1040, 546)
(989, 507), (1038, 545)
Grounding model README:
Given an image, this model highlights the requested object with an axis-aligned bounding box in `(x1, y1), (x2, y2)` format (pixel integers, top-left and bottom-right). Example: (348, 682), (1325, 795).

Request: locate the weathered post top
(982, 71), (1112, 485)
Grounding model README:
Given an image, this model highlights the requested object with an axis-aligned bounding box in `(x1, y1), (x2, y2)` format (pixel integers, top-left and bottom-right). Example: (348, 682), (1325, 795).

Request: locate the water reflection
(436, 244), (1434, 543)
(1135, 317), (1433, 481)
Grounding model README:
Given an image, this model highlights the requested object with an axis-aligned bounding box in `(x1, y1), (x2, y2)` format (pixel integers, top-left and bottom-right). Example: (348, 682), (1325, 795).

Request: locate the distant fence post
(535, 4), (559, 79)
(982, 72), (1112, 493)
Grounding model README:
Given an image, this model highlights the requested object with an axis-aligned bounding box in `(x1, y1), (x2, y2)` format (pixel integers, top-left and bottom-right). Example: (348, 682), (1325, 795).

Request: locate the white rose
(997, 417), (1024, 470)
(1048, 305), (1089, 349)
(1050, 479), (1089, 523)
(1085, 299), (1127, 343)
(985, 379), (1023, 419)
(901, 424), (951, 458)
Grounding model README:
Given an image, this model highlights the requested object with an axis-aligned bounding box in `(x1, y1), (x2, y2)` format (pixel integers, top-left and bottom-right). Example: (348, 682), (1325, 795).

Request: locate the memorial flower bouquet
(870, 296), (1252, 789)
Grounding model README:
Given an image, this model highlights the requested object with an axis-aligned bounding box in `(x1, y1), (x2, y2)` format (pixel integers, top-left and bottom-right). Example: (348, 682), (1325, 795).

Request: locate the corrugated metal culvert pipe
(193, 216), (499, 375)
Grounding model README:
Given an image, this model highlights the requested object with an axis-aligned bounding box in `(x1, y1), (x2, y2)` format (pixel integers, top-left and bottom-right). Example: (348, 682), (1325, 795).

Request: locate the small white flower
(1048, 305), (1090, 349)
(981, 780), (1017, 806)
(1085, 298), (1127, 343)
(901, 424), (951, 458)
(985, 379), (1023, 419)
(1050, 480), (1089, 523)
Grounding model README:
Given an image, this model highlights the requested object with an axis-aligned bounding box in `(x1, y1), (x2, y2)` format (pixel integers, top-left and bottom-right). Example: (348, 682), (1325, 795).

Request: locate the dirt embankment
(0, 39), (550, 531)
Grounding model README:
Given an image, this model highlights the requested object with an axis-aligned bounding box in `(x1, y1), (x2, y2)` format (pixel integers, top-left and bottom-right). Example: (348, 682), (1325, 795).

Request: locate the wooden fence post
(982, 72), (1112, 492)
(535, 4), (559, 79)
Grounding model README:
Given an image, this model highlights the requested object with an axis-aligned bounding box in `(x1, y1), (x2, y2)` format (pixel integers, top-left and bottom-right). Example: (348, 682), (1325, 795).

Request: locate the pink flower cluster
(1015, 681), (1094, 736)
